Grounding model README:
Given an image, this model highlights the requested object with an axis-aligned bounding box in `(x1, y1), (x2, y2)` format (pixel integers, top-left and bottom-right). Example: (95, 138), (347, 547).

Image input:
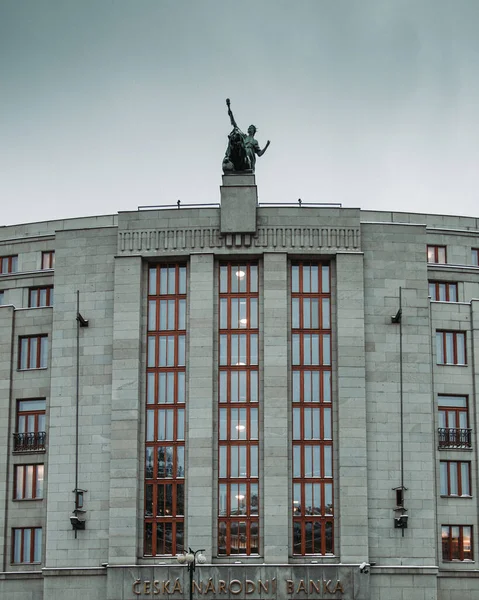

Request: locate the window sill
(16, 368), (48, 372)
(440, 495), (472, 499)
(13, 498), (44, 502)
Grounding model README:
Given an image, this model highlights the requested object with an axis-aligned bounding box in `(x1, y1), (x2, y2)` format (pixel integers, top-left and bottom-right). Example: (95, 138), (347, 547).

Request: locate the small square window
(0, 255), (18, 274)
(29, 286), (53, 308)
(428, 281), (458, 302)
(12, 527), (42, 564)
(436, 331), (466, 365)
(442, 525), (473, 561)
(427, 245), (447, 264)
(440, 461), (471, 496)
(18, 336), (48, 370)
(41, 251), (55, 270)
(14, 464), (44, 500)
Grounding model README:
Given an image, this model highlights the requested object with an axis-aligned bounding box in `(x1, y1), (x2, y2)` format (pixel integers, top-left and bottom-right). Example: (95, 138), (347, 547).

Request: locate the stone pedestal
(220, 174), (257, 234)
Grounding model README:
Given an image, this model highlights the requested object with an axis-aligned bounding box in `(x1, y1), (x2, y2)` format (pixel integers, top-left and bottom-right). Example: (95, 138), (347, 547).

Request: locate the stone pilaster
(186, 254), (215, 559)
(262, 253), (289, 562)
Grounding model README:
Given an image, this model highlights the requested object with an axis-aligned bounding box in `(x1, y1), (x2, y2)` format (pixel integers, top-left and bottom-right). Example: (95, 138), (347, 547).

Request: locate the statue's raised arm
(226, 98), (238, 129)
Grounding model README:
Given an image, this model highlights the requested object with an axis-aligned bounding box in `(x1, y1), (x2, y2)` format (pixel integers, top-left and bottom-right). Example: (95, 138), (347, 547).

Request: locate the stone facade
(1, 181), (479, 600)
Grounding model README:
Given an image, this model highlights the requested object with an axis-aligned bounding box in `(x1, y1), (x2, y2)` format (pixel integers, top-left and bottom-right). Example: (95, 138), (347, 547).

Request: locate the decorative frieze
(118, 226), (360, 254)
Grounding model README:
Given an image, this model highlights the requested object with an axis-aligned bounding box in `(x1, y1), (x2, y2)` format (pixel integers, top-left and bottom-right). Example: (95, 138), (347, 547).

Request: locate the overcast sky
(1, 1), (478, 226)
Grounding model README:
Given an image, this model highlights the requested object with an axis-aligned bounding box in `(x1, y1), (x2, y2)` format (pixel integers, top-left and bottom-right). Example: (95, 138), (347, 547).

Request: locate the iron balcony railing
(438, 428), (472, 449)
(13, 431), (46, 452)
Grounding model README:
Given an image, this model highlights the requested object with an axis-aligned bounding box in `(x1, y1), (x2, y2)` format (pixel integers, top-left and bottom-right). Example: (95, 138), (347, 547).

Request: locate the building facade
(1, 175), (479, 600)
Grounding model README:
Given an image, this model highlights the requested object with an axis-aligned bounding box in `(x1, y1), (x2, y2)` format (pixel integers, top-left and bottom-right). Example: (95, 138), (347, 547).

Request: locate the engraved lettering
(172, 578), (182, 594)
(272, 578), (276, 593)
(218, 580), (227, 594)
(133, 579), (141, 596)
(333, 580), (344, 594)
(193, 580), (203, 594)
(309, 580), (321, 593)
(144, 581), (151, 595)
(245, 580), (255, 594)
(229, 580), (243, 595)
(162, 580), (171, 595)
(286, 580), (294, 594)
(153, 580), (160, 595)
(205, 578), (216, 594)
(297, 579), (307, 594)
(323, 580), (333, 594)
(258, 580), (269, 593)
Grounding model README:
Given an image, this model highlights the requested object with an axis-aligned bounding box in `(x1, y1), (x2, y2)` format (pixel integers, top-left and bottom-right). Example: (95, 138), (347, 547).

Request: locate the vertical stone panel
(47, 228), (116, 568)
(336, 252), (369, 563)
(263, 253), (289, 561)
(187, 254), (214, 559)
(0, 306), (14, 570)
(108, 256), (143, 564)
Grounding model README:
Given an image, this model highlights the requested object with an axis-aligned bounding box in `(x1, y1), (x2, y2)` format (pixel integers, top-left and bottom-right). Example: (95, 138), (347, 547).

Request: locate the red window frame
(427, 245), (447, 264)
(14, 464), (44, 500)
(472, 249), (479, 266)
(438, 395), (469, 430)
(41, 251), (55, 270)
(442, 525), (473, 561)
(291, 262), (333, 556)
(440, 461), (471, 497)
(436, 331), (466, 365)
(145, 264), (187, 557)
(0, 255), (18, 274)
(218, 262), (259, 556)
(12, 527), (42, 564)
(29, 286), (54, 308)
(428, 281), (458, 302)
(14, 399), (47, 452)
(18, 335), (48, 369)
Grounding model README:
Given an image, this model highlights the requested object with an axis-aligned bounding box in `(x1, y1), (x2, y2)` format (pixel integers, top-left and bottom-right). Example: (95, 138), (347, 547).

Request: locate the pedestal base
(220, 174), (257, 234)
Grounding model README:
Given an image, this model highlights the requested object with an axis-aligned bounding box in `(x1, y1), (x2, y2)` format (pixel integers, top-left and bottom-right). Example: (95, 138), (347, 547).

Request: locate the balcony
(438, 428), (472, 449)
(13, 432), (46, 452)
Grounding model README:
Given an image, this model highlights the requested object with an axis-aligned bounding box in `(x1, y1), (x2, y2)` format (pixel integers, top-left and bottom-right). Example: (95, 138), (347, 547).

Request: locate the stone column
(262, 253), (289, 562)
(0, 305), (14, 570)
(336, 252), (369, 563)
(108, 256), (143, 564)
(186, 254), (214, 560)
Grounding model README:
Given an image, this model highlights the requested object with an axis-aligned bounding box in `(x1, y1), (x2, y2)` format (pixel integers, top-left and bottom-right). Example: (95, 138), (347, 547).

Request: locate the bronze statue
(223, 99), (270, 173)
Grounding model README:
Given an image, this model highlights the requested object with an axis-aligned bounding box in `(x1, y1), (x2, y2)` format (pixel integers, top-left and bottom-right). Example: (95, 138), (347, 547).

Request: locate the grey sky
(1, 0), (478, 225)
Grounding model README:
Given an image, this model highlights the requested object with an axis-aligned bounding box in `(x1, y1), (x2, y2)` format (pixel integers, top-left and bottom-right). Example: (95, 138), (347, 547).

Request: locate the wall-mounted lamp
(76, 312), (89, 327)
(391, 308), (402, 324)
(394, 514), (409, 529)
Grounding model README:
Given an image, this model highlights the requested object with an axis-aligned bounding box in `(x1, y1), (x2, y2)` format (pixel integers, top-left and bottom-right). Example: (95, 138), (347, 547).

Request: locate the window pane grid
(0, 255), (19, 274)
(145, 264), (186, 556)
(292, 262), (333, 556)
(12, 527), (42, 564)
(29, 287), (54, 308)
(440, 461), (471, 497)
(428, 281), (457, 302)
(18, 336), (48, 370)
(436, 331), (466, 365)
(218, 263), (259, 556)
(427, 245), (447, 264)
(442, 525), (473, 561)
(14, 464), (44, 500)
(41, 251), (55, 270)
